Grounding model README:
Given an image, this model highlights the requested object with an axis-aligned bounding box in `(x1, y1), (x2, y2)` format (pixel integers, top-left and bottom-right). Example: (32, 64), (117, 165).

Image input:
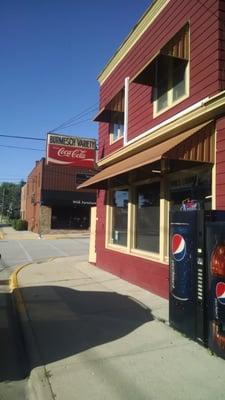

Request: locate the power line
(56, 112), (98, 131)
(52, 117), (95, 131)
(52, 104), (98, 131)
(0, 144), (44, 151)
(51, 103), (98, 132)
(0, 134), (45, 141)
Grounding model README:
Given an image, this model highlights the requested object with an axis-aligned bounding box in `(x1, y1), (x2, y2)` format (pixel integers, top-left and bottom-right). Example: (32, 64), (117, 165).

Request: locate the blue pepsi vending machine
(170, 210), (225, 352)
(206, 218), (225, 359)
(169, 210), (204, 341)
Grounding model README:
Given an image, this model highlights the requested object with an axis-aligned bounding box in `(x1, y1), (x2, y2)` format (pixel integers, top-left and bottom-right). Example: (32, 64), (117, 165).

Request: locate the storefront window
(169, 168), (212, 211)
(134, 182), (160, 253)
(111, 189), (128, 246)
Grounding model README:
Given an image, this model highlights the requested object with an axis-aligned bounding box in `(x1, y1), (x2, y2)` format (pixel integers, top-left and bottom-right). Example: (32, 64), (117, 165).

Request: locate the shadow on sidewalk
(17, 285), (154, 373)
(0, 292), (28, 383)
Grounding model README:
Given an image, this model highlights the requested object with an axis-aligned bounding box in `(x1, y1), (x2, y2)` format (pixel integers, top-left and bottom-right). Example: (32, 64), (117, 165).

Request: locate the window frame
(109, 122), (124, 144)
(106, 177), (168, 263)
(106, 186), (130, 251)
(153, 57), (190, 117)
(153, 24), (190, 117)
(131, 180), (161, 256)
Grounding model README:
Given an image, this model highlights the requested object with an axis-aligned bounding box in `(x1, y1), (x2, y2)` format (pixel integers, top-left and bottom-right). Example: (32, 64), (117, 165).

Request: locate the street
(0, 226), (89, 400)
(0, 258), (28, 399)
(0, 237), (89, 272)
(2, 226), (225, 400)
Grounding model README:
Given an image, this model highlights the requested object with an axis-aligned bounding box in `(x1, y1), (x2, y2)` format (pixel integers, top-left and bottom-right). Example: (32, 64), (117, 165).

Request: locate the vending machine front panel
(206, 220), (225, 359)
(169, 211), (198, 339)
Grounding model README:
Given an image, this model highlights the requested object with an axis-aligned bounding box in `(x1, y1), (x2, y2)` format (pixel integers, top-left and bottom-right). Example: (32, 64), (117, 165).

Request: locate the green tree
(0, 181), (25, 219)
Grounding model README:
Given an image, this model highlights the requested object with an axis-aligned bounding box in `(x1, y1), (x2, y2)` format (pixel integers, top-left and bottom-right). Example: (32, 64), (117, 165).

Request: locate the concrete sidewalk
(12, 256), (225, 400)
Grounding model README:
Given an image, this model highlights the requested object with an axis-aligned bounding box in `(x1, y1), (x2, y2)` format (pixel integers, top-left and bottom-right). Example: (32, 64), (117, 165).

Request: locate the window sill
(130, 247), (160, 261)
(110, 136), (124, 146)
(106, 243), (129, 253)
(106, 242), (169, 265)
(153, 92), (189, 119)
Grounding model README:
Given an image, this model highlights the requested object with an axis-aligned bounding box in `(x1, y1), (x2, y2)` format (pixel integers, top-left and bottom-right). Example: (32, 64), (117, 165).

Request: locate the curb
(10, 264), (54, 400)
(42, 234), (90, 240)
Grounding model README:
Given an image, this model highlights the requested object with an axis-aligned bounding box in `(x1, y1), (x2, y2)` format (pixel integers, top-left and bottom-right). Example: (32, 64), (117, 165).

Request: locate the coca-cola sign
(47, 133), (96, 168)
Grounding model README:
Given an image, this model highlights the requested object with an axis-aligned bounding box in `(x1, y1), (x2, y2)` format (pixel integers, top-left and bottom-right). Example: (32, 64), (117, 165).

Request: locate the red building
(79, 0), (225, 299)
(23, 157), (96, 234)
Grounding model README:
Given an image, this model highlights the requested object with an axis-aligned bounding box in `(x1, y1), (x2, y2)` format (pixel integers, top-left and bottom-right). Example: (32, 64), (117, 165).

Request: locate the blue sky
(0, 0), (151, 183)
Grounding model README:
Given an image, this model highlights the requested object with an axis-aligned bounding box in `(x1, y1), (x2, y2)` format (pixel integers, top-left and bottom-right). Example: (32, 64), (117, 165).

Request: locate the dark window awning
(93, 108), (124, 123)
(94, 88), (124, 123)
(131, 52), (188, 86)
(77, 122), (214, 190)
(132, 24), (189, 86)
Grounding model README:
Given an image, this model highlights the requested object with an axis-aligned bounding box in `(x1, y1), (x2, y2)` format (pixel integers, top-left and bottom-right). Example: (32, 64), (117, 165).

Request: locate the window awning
(132, 24), (189, 86)
(94, 88), (124, 123)
(77, 121), (214, 190)
(131, 52), (188, 86)
(93, 108), (124, 123)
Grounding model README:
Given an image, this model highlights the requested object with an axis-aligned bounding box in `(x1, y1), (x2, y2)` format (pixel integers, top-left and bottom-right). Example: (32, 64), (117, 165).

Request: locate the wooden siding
(216, 117), (225, 208)
(97, 0), (220, 160)
(167, 123), (215, 163)
(219, 0), (225, 90)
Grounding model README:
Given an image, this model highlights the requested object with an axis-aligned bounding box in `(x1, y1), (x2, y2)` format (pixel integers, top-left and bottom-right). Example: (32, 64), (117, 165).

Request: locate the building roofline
(97, 0), (170, 85)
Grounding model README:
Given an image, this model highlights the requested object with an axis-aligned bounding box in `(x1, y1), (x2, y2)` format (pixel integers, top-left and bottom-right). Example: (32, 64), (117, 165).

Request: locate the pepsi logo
(216, 282), (225, 305)
(172, 234), (186, 262)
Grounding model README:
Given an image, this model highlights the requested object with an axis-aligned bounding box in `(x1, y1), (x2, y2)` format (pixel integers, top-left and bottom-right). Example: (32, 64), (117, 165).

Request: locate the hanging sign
(46, 133), (96, 168)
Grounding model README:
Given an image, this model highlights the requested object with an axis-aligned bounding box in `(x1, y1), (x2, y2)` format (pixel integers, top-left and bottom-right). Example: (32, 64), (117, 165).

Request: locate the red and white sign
(46, 133), (96, 168)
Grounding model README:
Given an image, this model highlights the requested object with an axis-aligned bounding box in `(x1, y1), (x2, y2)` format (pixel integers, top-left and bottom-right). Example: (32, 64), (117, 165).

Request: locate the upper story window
(154, 24), (189, 115)
(132, 23), (189, 117)
(94, 88), (124, 144)
(110, 122), (124, 143)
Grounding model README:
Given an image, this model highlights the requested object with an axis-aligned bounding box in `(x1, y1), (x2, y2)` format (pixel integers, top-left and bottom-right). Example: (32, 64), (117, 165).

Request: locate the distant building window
(31, 192), (35, 204)
(76, 173), (94, 185)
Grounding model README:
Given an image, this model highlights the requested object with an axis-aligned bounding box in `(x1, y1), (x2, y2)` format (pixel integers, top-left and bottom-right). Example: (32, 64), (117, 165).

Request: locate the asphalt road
(0, 237), (89, 273)
(0, 236), (89, 399)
